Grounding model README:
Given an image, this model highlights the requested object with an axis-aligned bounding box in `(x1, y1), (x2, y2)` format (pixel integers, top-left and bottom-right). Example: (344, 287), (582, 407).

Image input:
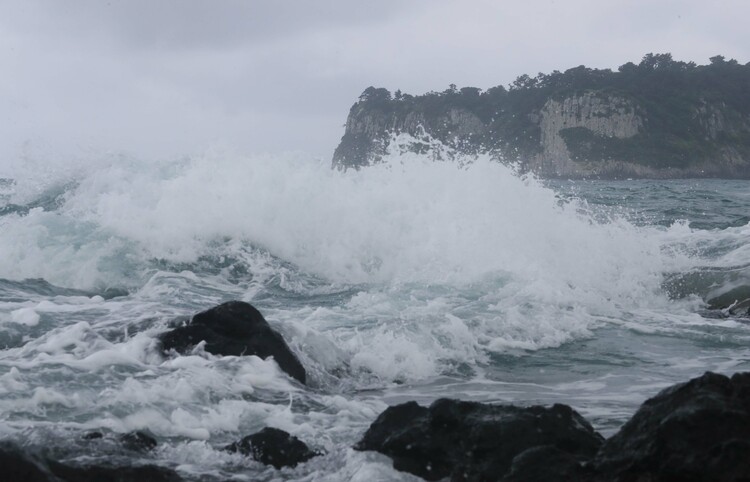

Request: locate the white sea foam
(1, 147), (750, 481)
(10, 307), (40, 326)
(0, 147), (733, 372)
(0, 148), (679, 288)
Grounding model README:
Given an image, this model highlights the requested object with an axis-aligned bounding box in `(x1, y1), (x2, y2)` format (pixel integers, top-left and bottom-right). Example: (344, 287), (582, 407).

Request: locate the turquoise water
(1, 153), (749, 480)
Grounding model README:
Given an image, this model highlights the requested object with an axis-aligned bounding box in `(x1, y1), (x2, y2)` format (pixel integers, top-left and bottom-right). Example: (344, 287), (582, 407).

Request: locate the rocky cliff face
(332, 57), (750, 178)
(528, 93), (643, 176)
(333, 89), (750, 178)
(333, 99), (485, 169)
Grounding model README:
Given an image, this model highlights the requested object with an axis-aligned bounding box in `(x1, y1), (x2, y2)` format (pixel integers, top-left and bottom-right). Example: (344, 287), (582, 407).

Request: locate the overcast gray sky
(1, 0), (748, 161)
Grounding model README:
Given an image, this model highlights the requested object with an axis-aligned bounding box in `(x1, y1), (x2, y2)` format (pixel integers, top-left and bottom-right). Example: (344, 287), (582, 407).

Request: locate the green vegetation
(335, 53), (750, 174)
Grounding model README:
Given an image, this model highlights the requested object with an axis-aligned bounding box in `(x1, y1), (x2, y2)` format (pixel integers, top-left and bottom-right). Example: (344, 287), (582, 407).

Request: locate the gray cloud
(0, 0), (747, 162)
(1, 0), (416, 51)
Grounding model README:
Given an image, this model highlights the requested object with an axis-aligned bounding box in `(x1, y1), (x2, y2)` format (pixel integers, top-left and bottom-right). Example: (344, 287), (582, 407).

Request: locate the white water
(1, 147), (749, 480)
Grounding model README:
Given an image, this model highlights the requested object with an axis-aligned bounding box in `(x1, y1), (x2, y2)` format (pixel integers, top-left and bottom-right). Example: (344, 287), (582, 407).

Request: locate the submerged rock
(592, 371), (750, 482)
(81, 430), (157, 453)
(225, 427), (319, 469)
(354, 398), (604, 481)
(119, 431), (157, 452)
(728, 298), (750, 317)
(159, 301), (306, 384)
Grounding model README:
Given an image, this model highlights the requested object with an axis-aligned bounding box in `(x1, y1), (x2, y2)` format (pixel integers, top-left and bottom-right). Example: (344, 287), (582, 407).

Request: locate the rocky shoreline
(3, 301), (750, 481)
(355, 371), (750, 481)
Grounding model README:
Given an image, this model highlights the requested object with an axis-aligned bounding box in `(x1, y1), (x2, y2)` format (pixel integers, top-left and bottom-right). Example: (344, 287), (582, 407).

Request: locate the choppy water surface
(1, 152), (749, 480)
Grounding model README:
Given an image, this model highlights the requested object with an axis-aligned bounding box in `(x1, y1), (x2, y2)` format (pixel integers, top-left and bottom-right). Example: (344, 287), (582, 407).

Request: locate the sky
(1, 0), (748, 162)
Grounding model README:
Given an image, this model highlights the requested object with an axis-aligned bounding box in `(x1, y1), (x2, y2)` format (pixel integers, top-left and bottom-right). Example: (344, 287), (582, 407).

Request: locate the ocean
(1, 149), (749, 480)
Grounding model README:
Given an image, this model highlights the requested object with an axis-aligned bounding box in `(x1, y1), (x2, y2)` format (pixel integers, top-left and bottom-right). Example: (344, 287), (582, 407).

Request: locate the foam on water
(0, 148), (679, 287)
(1, 146), (750, 480)
(0, 148), (743, 371)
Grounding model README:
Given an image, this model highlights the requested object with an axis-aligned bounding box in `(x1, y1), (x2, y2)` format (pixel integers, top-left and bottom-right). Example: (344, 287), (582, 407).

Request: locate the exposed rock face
(332, 58), (750, 178)
(354, 398), (603, 481)
(695, 99), (749, 140)
(444, 108), (487, 137)
(333, 102), (483, 168)
(159, 301), (306, 384)
(225, 428), (319, 469)
(335, 89), (750, 179)
(530, 93), (643, 177)
(592, 371), (750, 482)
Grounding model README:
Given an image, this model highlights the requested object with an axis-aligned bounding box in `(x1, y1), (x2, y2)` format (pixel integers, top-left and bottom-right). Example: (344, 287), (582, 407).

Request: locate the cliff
(332, 54), (750, 178)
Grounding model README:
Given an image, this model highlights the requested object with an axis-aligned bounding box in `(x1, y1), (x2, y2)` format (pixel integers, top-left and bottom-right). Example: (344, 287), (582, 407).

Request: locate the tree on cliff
(334, 53), (750, 176)
(358, 87), (391, 104)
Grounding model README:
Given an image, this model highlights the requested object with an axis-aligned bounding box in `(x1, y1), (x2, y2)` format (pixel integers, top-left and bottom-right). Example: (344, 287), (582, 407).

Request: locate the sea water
(1, 148), (749, 480)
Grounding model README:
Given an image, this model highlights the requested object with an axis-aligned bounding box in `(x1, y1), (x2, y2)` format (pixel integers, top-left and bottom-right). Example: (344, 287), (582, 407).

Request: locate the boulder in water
(0, 442), (54, 482)
(728, 298), (750, 317)
(592, 371), (750, 481)
(159, 301), (306, 384)
(0, 441), (182, 482)
(504, 445), (594, 482)
(48, 461), (182, 482)
(224, 427), (319, 469)
(354, 398), (604, 481)
(119, 431), (157, 452)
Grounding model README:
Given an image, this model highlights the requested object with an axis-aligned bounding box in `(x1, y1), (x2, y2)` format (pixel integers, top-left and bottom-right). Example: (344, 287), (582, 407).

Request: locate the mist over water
(1, 146), (750, 480)
(0, 149), (682, 289)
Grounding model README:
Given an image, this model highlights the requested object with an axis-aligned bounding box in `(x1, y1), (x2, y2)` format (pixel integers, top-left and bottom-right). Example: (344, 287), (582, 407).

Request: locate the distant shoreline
(333, 53), (750, 179)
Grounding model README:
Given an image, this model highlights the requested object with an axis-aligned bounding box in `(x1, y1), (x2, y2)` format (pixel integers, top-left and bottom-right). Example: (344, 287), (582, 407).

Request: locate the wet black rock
(48, 461), (182, 482)
(159, 301), (306, 384)
(225, 427), (319, 469)
(0, 442), (55, 482)
(80, 430), (156, 453)
(354, 398), (604, 481)
(707, 285), (750, 312)
(592, 371), (750, 482)
(728, 298), (750, 317)
(119, 431), (157, 452)
(504, 445), (594, 482)
(0, 441), (182, 482)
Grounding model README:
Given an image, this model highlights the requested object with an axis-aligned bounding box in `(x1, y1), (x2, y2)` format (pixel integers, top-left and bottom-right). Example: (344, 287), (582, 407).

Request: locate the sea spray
(0, 149), (675, 365)
(1, 148), (680, 290)
(1, 146), (750, 480)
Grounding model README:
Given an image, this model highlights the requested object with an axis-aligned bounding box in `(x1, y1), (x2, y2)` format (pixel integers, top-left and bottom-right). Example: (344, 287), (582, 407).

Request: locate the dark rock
(119, 431), (157, 452)
(0, 441), (182, 482)
(592, 371), (750, 482)
(0, 442), (57, 482)
(225, 427), (318, 469)
(354, 398), (604, 481)
(81, 431), (103, 440)
(505, 445), (594, 482)
(48, 461), (182, 482)
(159, 301), (306, 384)
(707, 285), (750, 311)
(728, 298), (750, 317)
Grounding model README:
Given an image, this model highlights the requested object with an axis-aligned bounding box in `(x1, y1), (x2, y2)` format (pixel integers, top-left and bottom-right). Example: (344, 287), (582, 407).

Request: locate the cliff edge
(333, 54), (750, 179)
